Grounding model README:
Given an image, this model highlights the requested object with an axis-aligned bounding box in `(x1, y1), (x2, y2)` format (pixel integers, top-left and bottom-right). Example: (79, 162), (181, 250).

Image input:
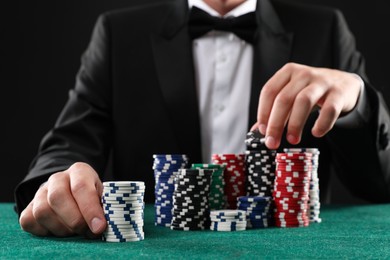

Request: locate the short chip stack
(237, 196), (273, 229)
(244, 130), (276, 197)
(101, 181), (145, 242)
(284, 148), (321, 223)
(212, 154), (245, 209)
(171, 168), (213, 231)
(153, 154), (188, 227)
(210, 210), (247, 231)
(274, 153), (312, 227)
(191, 164), (225, 210)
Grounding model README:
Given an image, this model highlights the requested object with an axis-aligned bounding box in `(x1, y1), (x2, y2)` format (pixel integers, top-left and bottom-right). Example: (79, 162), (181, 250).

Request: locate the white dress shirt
(189, 0), (257, 163)
(188, 0), (368, 163)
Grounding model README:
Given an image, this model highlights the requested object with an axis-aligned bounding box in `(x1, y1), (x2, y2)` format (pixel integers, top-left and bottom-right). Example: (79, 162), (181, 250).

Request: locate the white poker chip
(102, 197), (144, 202)
(103, 181), (145, 187)
(210, 210), (246, 217)
(104, 209), (143, 215)
(102, 237), (144, 242)
(210, 226), (246, 232)
(105, 216), (144, 221)
(211, 222), (247, 228)
(103, 231), (144, 237)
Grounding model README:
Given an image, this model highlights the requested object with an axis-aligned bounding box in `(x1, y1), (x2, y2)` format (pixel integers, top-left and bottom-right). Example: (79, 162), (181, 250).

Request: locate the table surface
(1, 203), (390, 259)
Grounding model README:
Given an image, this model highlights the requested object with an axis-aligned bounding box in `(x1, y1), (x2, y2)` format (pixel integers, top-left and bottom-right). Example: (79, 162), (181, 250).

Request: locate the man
(16, 0), (390, 238)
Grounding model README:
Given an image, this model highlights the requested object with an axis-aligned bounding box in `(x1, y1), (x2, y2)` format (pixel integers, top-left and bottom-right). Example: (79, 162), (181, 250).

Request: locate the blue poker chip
(102, 196), (143, 202)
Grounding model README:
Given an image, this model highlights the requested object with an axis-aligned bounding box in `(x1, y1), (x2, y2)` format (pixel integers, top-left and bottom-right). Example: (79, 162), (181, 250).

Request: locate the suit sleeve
(327, 10), (390, 202)
(14, 14), (113, 213)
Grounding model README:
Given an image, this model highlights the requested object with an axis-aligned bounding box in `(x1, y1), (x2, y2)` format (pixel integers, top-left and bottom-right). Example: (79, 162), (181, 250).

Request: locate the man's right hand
(19, 162), (107, 237)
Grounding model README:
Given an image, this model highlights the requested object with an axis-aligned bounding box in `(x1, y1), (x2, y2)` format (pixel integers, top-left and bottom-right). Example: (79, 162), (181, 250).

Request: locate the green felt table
(1, 203), (390, 259)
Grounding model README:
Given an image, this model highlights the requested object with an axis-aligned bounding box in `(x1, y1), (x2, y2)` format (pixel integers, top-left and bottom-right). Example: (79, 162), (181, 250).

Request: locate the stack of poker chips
(273, 153), (312, 227)
(212, 154), (245, 209)
(237, 196), (273, 229)
(171, 168), (213, 231)
(101, 181), (145, 242)
(210, 210), (247, 231)
(191, 164), (225, 210)
(244, 130), (277, 197)
(153, 154), (188, 227)
(284, 148), (321, 223)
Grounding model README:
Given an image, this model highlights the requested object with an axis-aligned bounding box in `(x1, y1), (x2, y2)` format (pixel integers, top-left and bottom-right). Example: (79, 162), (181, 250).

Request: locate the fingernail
(259, 124), (266, 135)
(91, 217), (104, 233)
(287, 134), (297, 144)
(265, 136), (276, 148)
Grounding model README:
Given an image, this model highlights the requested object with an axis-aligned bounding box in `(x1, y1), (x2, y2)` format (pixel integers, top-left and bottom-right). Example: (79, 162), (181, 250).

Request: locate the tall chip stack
(153, 154), (188, 227)
(101, 181), (145, 242)
(171, 168), (213, 230)
(284, 148), (321, 223)
(244, 130), (276, 197)
(212, 154), (245, 209)
(191, 164), (225, 210)
(273, 153), (312, 227)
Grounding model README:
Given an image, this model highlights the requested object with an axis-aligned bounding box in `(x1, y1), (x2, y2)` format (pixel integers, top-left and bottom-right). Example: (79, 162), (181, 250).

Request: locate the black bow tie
(188, 6), (257, 43)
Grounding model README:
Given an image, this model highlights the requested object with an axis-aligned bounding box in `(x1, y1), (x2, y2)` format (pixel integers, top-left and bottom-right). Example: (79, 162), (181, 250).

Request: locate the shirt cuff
(335, 74), (370, 128)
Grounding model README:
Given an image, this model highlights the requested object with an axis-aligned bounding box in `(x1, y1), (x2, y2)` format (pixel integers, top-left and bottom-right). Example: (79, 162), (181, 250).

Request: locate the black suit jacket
(15, 0), (390, 213)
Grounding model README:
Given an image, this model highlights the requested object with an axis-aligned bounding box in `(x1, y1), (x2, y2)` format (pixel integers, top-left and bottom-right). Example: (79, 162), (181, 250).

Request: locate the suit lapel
(150, 0), (202, 162)
(248, 0), (294, 127)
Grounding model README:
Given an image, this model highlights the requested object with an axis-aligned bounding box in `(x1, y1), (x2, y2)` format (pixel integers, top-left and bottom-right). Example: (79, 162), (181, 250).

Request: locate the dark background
(4, 0), (390, 203)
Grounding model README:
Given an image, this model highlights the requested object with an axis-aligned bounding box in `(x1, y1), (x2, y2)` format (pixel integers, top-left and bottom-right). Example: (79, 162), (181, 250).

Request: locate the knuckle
(296, 91), (313, 105)
(47, 188), (66, 208)
(19, 209), (36, 232)
(32, 203), (52, 223)
(295, 68), (313, 81)
(70, 162), (93, 173)
(261, 84), (277, 98)
(275, 93), (293, 107)
(70, 179), (89, 196)
(283, 62), (295, 71)
(323, 103), (339, 118)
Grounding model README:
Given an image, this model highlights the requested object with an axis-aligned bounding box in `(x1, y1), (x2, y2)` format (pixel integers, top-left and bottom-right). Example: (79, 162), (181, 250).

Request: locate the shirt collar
(188, 0), (257, 18)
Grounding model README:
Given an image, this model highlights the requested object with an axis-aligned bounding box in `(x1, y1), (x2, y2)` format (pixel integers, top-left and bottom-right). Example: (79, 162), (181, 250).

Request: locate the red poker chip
(275, 177), (311, 182)
(275, 216), (309, 222)
(274, 221), (309, 227)
(274, 199), (309, 204)
(275, 159), (312, 164)
(276, 172), (311, 177)
(274, 198), (309, 203)
(274, 205), (309, 211)
(274, 191), (310, 197)
(274, 181), (311, 186)
(274, 185), (310, 190)
(275, 213), (309, 219)
(274, 204), (309, 210)
(273, 192), (310, 197)
(274, 186), (310, 191)
(274, 196), (310, 202)
(276, 170), (310, 175)
(276, 169), (312, 174)
(274, 207), (308, 212)
(274, 201), (309, 208)
(276, 163), (313, 169)
(276, 153), (312, 159)
(274, 191), (309, 197)
(276, 166), (312, 170)
(275, 175), (310, 181)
